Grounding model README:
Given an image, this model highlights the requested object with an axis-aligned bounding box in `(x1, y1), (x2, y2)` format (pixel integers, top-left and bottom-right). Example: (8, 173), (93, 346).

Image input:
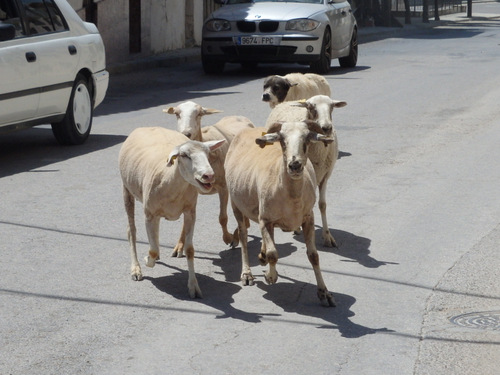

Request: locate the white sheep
(265, 95), (347, 247)
(164, 101), (254, 253)
(119, 126), (225, 298)
(262, 73), (331, 109)
(224, 121), (336, 307)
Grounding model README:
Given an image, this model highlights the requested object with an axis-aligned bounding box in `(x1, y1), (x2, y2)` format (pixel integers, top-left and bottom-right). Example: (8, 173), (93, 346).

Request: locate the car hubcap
(73, 83), (92, 135)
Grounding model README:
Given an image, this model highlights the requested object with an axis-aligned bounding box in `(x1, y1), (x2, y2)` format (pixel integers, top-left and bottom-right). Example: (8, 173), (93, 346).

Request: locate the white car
(0, 0), (109, 145)
(202, 0), (358, 74)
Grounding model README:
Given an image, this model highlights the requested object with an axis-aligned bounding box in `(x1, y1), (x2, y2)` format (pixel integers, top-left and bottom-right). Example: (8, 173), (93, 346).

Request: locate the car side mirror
(0, 23), (16, 42)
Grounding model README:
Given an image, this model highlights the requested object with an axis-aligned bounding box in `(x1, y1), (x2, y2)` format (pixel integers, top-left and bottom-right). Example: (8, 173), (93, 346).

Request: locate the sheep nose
(288, 160), (302, 172)
(182, 131), (192, 139)
(262, 93), (270, 102)
(202, 173), (215, 182)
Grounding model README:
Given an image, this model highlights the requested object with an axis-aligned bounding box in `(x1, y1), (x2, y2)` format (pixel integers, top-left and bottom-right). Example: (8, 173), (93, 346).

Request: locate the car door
(18, 0), (77, 118)
(0, 0), (40, 126)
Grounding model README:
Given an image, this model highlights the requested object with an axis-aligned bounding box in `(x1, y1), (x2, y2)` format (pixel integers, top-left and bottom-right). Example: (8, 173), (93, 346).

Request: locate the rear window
(0, 0), (67, 38)
(21, 0), (67, 35)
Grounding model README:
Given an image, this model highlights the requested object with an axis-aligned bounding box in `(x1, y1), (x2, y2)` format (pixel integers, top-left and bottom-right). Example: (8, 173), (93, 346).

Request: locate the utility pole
(467, 0), (473, 17)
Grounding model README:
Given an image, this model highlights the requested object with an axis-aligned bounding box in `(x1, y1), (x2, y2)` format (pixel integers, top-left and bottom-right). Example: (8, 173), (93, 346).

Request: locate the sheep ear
(291, 99), (308, 108)
(267, 122), (283, 134)
(205, 139), (226, 152)
(201, 107), (223, 116)
(311, 133), (334, 146)
(286, 79), (298, 88)
(166, 148), (180, 166)
(163, 107), (176, 114)
(305, 120), (325, 135)
(333, 100), (347, 108)
(256, 132), (280, 148)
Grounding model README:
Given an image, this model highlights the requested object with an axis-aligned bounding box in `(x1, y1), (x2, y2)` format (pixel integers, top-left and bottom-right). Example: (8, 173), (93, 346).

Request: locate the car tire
(202, 51), (225, 75)
(310, 28), (332, 75)
(51, 73), (93, 145)
(339, 27), (358, 68)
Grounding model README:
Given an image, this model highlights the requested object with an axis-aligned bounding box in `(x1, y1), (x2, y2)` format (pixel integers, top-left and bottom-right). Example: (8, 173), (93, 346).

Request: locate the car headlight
(285, 19), (320, 32)
(205, 19), (231, 32)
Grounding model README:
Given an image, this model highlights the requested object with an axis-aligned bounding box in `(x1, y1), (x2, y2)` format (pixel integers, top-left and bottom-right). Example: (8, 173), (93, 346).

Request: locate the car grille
(236, 21), (280, 33)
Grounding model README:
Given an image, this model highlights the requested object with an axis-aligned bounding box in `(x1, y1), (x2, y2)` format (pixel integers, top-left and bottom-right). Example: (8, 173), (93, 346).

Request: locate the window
(0, 0), (25, 37)
(20, 0), (67, 35)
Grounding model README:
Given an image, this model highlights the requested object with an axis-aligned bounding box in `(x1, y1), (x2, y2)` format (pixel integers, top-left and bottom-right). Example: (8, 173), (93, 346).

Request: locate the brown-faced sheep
(265, 95), (347, 247)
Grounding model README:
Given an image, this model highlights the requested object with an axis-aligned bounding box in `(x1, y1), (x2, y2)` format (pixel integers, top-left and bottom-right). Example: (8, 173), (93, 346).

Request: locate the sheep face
(256, 121), (333, 180)
(167, 139), (226, 193)
(262, 75), (297, 108)
(164, 101), (222, 140)
(295, 96), (347, 135)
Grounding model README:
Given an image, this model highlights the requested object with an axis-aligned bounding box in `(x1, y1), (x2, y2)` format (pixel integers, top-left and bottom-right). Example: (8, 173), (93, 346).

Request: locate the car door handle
(68, 45), (77, 55)
(25, 51), (36, 63)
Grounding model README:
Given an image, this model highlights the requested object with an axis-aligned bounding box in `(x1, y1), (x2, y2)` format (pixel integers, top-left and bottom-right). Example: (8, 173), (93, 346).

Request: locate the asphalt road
(1, 8), (499, 375)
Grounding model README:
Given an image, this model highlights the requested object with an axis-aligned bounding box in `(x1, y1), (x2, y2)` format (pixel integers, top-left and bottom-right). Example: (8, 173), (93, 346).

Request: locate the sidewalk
(107, 9), (499, 75)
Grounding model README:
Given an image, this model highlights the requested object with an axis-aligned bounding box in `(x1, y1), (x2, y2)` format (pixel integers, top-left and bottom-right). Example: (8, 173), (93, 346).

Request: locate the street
(1, 7), (500, 375)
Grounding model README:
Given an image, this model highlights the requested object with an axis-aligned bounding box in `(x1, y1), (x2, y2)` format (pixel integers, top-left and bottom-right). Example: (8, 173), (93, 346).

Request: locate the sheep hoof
(241, 272), (255, 286)
(318, 288), (336, 307)
(223, 232), (234, 246)
(131, 267), (143, 281)
(188, 283), (203, 299)
(264, 270), (278, 285)
(171, 244), (184, 258)
(230, 228), (240, 248)
(323, 233), (337, 248)
(144, 255), (157, 268)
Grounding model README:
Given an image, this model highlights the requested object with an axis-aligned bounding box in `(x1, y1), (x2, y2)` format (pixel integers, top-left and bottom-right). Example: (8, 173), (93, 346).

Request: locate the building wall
(89, 0), (206, 66)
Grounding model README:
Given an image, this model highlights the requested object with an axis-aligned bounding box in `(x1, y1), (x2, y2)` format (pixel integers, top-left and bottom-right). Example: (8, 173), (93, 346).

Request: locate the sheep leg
(183, 208), (202, 298)
(217, 186), (234, 246)
(144, 214), (161, 268)
(303, 211), (335, 307)
(124, 187), (142, 281)
(233, 204), (254, 285)
(171, 225), (185, 258)
(318, 179), (337, 248)
(260, 221), (278, 284)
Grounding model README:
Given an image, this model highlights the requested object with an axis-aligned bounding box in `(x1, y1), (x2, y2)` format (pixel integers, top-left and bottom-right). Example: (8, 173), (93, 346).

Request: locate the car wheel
(339, 27), (358, 68)
(202, 51), (225, 75)
(51, 73), (93, 145)
(310, 28), (332, 75)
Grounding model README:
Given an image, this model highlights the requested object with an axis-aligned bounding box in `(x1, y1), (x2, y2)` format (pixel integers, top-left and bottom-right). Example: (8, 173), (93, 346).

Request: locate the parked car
(0, 0), (108, 145)
(202, 0), (358, 75)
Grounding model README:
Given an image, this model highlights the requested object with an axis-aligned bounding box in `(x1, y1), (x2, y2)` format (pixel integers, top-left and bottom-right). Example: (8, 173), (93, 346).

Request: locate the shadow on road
(0, 127), (126, 178)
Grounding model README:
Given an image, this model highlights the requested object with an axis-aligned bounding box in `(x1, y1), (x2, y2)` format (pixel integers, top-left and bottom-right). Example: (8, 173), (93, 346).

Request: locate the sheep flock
(119, 72), (347, 306)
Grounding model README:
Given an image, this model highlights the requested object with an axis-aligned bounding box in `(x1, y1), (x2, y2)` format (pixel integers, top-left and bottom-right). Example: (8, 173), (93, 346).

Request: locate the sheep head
(256, 121), (333, 179)
(293, 96), (347, 136)
(163, 101), (223, 140)
(167, 139), (226, 193)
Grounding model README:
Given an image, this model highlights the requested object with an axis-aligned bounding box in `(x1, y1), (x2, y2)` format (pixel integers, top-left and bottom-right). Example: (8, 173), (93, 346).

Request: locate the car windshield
(225, 0), (323, 4)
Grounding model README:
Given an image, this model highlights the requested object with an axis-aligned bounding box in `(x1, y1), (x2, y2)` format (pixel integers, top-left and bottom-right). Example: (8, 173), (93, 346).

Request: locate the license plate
(235, 36), (281, 45)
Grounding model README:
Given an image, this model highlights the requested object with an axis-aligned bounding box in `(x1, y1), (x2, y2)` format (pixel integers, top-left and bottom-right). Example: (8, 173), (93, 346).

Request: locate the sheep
(265, 95), (347, 247)
(261, 73), (331, 109)
(224, 121), (336, 307)
(119, 126), (225, 298)
(163, 101), (254, 254)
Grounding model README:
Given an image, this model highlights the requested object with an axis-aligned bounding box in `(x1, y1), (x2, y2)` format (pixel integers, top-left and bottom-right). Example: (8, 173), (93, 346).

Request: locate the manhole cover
(450, 311), (500, 331)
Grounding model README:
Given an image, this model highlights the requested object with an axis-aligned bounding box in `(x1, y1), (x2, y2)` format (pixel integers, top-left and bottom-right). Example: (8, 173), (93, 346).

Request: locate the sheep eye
(180, 153), (190, 159)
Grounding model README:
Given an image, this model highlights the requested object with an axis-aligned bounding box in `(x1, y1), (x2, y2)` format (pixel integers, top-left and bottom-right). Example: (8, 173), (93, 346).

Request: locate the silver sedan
(202, 0), (358, 74)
